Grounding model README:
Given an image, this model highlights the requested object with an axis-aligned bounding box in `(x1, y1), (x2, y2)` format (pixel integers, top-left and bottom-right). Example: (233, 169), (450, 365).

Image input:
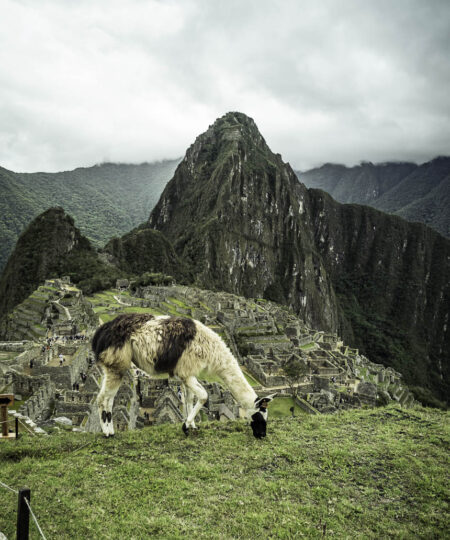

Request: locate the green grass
(7, 398), (25, 411)
(122, 306), (165, 316)
(241, 369), (260, 387)
(198, 369), (259, 388)
(198, 369), (224, 384)
(300, 342), (316, 350)
(0, 406), (448, 539)
(97, 313), (116, 323)
(0, 351), (17, 362)
(167, 297), (191, 309)
(269, 397), (308, 418)
(160, 301), (185, 316)
(87, 290), (167, 320)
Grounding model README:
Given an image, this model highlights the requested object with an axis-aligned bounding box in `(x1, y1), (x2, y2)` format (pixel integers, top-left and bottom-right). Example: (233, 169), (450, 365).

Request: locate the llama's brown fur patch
(92, 313), (155, 360)
(154, 317), (197, 374)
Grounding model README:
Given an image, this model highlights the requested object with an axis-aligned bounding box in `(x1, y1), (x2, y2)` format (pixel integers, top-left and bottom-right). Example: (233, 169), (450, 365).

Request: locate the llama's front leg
(183, 384), (197, 435)
(97, 367), (124, 437)
(182, 376), (207, 433)
(181, 384), (196, 435)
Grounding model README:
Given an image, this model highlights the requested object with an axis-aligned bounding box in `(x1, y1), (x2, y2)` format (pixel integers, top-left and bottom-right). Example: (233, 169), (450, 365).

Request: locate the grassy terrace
(0, 351), (17, 363)
(300, 342), (316, 350)
(0, 405), (448, 539)
(198, 368), (260, 388)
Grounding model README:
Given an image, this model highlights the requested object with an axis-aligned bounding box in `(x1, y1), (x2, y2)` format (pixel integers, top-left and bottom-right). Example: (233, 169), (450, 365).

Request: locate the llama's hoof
(182, 422), (189, 436)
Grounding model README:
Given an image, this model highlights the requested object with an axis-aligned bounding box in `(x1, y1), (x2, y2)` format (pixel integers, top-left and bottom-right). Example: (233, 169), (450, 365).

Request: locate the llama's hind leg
(97, 367), (124, 437)
(182, 376), (208, 432)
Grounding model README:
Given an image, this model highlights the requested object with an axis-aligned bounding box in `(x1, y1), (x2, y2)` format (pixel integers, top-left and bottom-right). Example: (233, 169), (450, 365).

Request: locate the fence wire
(18, 418), (37, 436)
(0, 481), (49, 540)
(0, 480), (18, 494)
(24, 497), (48, 540)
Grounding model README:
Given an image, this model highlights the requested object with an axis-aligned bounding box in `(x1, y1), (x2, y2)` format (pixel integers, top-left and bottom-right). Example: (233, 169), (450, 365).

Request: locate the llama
(91, 313), (275, 438)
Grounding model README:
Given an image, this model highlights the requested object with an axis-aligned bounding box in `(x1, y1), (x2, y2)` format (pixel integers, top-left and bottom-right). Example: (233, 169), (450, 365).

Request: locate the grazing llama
(92, 314), (275, 438)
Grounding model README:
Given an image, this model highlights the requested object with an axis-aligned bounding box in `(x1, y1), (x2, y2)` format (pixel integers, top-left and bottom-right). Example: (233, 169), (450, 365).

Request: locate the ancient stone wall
(18, 376), (55, 421)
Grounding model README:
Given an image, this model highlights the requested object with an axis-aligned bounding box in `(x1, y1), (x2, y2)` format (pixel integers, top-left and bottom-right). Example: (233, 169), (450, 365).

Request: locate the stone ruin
(0, 279), (416, 437)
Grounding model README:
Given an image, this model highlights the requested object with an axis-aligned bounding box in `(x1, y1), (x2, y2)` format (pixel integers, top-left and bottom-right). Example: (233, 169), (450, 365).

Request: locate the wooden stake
(16, 487), (31, 540)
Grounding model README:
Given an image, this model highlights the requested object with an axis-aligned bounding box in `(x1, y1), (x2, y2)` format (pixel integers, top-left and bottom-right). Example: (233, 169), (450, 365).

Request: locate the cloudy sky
(1, 0), (449, 172)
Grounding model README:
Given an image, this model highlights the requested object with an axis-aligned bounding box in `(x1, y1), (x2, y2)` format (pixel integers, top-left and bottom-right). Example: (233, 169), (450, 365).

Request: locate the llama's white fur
(96, 316), (259, 437)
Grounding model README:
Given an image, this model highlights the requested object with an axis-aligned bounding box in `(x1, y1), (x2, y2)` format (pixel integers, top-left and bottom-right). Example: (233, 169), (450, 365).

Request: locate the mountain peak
(181, 111), (268, 172)
(147, 111), (337, 330)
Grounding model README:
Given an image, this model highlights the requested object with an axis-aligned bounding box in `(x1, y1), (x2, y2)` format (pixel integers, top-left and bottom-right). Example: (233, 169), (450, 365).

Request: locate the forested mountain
(0, 207), (122, 318)
(297, 157), (450, 238)
(0, 160), (180, 273)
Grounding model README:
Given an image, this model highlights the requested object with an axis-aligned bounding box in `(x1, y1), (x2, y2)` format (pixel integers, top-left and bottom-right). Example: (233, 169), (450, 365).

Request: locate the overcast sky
(1, 0), (449, 173)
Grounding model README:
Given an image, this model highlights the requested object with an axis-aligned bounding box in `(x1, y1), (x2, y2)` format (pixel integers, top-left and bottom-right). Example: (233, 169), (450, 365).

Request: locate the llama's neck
(216, 354), (257, 410)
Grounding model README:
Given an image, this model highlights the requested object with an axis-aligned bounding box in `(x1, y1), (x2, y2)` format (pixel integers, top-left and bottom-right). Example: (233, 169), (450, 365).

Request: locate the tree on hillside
(282, 354), (308, 402)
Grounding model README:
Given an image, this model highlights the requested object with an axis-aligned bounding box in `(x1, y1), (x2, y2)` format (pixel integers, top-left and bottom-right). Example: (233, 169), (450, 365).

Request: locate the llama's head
(249, 394), (276, 439)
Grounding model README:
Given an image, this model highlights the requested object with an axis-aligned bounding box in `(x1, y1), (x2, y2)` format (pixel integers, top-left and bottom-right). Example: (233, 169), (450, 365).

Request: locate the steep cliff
(307, 190), (449, 399)
(146, 112), (449, 401)
(298, 158), (450, 238)
(149, 112), (340, 332)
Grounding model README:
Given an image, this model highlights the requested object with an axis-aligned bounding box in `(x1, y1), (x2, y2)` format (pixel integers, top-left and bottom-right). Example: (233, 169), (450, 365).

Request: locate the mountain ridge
(139, 112), (449, 402)
(297, 157), (450, 237)
(0, 207), (122, 318)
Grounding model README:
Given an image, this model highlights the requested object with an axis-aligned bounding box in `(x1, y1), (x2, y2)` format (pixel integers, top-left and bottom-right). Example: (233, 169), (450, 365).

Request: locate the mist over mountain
(297, 158), (450, 238)
(0, 159), (180, 273)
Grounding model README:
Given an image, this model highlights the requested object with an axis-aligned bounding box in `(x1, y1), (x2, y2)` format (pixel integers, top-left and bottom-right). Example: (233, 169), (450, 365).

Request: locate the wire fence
(1, 414), (38, 436)
(0, 480), (48, 540)
(17, 418), (37, 437)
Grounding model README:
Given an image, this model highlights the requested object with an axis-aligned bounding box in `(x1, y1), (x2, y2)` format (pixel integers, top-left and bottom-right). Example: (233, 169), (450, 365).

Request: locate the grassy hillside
(1, 406), (448, 539)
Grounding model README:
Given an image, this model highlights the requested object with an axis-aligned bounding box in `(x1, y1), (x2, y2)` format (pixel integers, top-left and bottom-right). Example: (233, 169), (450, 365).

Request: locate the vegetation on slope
(104, 226), (191, 284)
(0, 160), (180, 272)
(297, 157), (450, 238)
(0, 208), (124, 319)
(0, 406), (448, 539)
(310, 190), (450, 406)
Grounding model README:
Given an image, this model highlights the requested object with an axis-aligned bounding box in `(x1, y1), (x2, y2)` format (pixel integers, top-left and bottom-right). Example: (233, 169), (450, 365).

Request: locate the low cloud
(0, 0), (449, 172)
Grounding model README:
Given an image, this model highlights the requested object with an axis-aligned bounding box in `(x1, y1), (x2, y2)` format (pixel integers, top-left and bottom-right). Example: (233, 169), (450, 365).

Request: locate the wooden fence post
(0, 394), (14, 438)
(16, 487), (31, 540)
